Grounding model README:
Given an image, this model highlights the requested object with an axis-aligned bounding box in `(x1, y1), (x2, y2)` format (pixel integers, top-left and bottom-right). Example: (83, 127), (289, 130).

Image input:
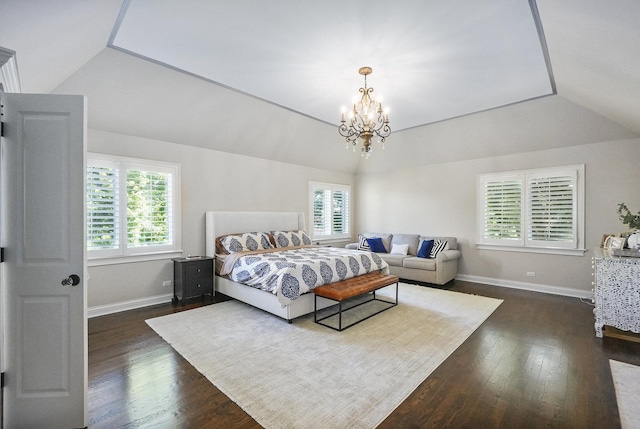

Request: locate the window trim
(477, 164), (586, 256)
(308, 181), (351, 242)
(87, 153), (182, 265)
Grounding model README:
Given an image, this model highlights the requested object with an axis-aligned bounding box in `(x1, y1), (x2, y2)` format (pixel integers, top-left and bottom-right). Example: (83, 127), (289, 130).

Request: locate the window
(87, 153), (181, 262)
(477, 165), (585, 255)
(309, 181), (350, 241)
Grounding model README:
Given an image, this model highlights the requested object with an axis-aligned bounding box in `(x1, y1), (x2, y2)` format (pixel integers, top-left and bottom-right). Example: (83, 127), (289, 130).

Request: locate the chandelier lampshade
(338, 67), (391, 158)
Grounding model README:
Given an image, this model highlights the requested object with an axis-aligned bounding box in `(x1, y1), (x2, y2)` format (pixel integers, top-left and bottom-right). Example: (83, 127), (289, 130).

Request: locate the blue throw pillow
(417, 239), (435, 258)
(366, 237), (387, 253)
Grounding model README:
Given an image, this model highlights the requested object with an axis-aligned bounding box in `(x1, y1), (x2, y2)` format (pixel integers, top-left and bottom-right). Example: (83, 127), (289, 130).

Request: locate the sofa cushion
(391, 233), (420, 256)
(362, 232), (393, 253)
(366, 237), (387, 253)
(378, 253), (407, 267)
(403, 256), (437, 271)
(417, 239), (434, 258)
(390, 243), (409, 255)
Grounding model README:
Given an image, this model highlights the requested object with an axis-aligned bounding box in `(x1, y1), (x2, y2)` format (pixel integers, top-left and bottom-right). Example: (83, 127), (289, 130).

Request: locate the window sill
(476, 244), (587, 257)
(88, 250), (183, 267)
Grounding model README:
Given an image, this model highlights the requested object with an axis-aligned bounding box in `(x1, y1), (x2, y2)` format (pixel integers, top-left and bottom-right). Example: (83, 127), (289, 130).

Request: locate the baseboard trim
(88, 293), (173, 318)
(455, 274), (593, 299)
(87, 276), (593, 318)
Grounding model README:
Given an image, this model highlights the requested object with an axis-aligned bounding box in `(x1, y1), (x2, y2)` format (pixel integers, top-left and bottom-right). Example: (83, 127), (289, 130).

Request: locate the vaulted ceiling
(1, 0), (638, 173)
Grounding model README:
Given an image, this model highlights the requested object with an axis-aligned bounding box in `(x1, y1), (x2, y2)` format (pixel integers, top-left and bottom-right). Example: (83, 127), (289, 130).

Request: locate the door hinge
(0, 247), (4, 262)
(1, 121), (4, 137)
(1, 372), (4, 388)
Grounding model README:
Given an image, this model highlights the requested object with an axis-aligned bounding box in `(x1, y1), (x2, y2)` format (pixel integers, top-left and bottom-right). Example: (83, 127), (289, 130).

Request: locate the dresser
(172, 256), (214, 306)
(593, 248), (640, 337)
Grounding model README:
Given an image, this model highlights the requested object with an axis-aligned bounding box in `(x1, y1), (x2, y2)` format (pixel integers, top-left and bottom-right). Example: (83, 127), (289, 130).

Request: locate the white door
(1, 93), (87, 428)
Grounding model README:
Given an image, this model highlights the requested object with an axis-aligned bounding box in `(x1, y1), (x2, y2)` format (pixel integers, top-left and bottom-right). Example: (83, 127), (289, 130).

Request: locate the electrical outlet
(162, 280), (172, 287)
(526, 272), (535, 277)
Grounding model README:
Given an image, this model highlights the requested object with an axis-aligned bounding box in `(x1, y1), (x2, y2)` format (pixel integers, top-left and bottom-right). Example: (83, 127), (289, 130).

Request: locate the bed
(205, 211), (389, 322)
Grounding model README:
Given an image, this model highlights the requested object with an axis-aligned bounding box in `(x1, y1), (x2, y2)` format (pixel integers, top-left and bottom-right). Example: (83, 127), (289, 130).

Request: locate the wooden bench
(313, 271), (399, 331)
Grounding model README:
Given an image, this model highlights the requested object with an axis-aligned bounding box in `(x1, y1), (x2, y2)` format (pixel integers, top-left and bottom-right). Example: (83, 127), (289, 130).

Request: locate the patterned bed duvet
(219, 246), (390, 306)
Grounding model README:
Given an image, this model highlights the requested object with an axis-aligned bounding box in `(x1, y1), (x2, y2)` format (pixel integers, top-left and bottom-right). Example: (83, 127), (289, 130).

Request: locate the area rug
(610, 360), (640, 429)
(146, 283), (502, 429)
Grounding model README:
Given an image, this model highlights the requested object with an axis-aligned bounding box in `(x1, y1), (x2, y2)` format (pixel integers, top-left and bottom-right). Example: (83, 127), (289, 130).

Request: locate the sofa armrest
(345, 242), (359, 250)
(435, 249), (461, 262)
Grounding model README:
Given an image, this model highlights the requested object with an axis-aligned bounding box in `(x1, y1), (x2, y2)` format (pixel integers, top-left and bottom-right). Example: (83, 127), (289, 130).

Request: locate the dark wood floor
(88, 280), (640, 428)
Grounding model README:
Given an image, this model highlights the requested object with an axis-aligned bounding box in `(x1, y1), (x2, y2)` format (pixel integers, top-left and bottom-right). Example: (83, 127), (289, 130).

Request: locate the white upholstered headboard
(205, 211), (306, 257)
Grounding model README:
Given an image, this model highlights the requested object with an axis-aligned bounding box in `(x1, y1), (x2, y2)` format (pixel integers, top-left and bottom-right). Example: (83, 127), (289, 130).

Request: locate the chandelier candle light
(338, 67), (391, 158)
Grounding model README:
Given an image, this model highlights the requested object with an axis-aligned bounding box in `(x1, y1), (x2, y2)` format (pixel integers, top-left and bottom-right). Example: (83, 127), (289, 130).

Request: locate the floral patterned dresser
(593, 248), (640, 338)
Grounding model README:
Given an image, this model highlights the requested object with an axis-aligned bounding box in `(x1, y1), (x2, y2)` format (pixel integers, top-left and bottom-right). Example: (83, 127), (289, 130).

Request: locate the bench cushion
(314, 272), (399, 301)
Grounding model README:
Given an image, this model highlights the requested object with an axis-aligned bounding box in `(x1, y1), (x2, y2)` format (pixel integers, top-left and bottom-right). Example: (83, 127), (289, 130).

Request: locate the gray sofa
(345, 232), (461, 285)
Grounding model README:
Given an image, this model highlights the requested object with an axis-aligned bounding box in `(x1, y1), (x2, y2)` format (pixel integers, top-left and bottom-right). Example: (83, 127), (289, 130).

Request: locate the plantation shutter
(313, 189), (332, 236)
(332, 189), (349, 235)
(86, 162), (120, 252)
(478, 165), (583, 253)
(481, 176), (523, 245)
(126, 168), (173, 247)
(526, 171), (577, 248)
(87, 153), (181, 260)
(310, 182), (350, 240)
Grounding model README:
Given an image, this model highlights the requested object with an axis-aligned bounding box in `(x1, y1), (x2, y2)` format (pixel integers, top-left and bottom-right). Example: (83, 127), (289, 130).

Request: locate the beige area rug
(146, 283), (502, 429)
(610, 360), (640, 429)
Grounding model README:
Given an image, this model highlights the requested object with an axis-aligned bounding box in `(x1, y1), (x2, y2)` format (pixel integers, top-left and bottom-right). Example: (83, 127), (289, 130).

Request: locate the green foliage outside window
(127, 170), (170, 246)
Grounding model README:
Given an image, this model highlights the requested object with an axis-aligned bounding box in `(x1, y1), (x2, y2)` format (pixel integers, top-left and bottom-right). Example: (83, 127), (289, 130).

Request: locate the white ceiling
(1, 0), (639, 173)
(110, 0), (554, 131)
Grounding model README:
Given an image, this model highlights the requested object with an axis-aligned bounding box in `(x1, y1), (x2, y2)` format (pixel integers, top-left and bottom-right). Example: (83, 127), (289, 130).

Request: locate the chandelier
(338, 66), (391, 158)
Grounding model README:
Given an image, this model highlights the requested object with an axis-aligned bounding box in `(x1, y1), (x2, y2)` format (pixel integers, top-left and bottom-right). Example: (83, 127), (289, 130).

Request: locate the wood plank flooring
(88, 281), (640, 428)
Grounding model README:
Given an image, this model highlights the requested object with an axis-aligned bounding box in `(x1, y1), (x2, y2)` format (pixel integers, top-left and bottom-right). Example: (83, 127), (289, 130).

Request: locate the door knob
(61, 274), (80, 286)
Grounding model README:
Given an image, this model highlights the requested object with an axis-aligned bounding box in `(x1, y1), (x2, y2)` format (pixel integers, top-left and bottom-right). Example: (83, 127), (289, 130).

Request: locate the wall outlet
(162, 280), (172, 287)
(526, 272), (536, 277)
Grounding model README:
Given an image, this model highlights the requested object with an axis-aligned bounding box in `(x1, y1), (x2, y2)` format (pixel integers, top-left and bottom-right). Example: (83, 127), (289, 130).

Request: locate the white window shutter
(480, 176), (523, 245)
(526, 171), (577, 248)
(309, 182), (351, 240)
(86, 162), (120, 251)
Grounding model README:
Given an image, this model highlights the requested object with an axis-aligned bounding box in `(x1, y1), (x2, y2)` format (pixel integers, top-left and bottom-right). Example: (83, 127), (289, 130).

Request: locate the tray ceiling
(109, 0), (554, 132)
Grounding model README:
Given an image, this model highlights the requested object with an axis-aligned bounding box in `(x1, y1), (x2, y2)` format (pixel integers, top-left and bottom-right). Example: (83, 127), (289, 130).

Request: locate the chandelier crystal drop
(338, 66), (391, 159)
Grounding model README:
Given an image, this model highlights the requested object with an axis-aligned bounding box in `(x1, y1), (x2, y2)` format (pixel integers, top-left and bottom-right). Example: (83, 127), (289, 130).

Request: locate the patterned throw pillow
(272, 230), (312, 248)
(430, 239), (449, 258)
(357, 234), (370, 251)
(220, 232), (273, 253)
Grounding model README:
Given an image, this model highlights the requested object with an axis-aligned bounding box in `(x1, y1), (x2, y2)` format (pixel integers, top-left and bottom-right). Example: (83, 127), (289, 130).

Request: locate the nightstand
(172, 256), (214, 306)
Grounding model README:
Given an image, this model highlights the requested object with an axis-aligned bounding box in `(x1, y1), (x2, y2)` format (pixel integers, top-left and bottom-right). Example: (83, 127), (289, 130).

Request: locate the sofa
(345, 232), (461, 285)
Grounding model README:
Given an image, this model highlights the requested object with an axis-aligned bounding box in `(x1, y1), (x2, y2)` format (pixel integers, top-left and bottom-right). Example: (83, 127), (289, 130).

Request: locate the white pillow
(390, 243), (409, 255)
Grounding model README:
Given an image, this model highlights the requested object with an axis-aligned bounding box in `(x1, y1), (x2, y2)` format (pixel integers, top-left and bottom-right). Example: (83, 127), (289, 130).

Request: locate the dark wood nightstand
(172, 256), (214, 306)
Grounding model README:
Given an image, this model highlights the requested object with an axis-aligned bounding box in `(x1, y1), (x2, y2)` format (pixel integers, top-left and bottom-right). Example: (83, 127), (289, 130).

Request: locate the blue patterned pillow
(366, 237), (387, 253)
(272, 230), (312, 248)
(417, 239), (434, 258)
(430, 239), (448, 258)
(220, 232), (273, 253)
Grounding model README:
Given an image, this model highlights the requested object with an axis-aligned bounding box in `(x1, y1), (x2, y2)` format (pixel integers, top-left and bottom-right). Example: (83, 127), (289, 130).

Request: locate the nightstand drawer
(185, 262), (212, 283)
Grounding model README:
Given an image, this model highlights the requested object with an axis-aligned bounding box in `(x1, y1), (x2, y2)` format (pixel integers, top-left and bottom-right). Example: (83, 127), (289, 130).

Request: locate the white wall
(87, 128), (640, 311)
(87, 129), (353, 311)
(355, 138), (640, 296)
